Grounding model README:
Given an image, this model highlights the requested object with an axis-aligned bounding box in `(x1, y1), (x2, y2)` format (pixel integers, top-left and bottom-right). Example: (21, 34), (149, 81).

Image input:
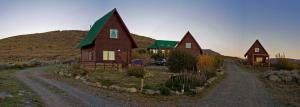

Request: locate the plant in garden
(159, 86), (171, 96)
(127, 67), (146, 78)
(197, 55), (223, 79)
(165, 72), (206, 92)
(127, 67), (148, 91)
(167, 49), (197, 73)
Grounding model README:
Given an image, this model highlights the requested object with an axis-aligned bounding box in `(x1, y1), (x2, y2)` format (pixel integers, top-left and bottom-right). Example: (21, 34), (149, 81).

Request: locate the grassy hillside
(0, 30), (154, 63)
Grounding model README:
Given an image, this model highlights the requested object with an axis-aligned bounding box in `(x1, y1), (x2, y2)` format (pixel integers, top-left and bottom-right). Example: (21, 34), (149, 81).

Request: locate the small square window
(255, 48), (259, 52)
(185, 43), (192, 48)
(110, 29), (118, 39)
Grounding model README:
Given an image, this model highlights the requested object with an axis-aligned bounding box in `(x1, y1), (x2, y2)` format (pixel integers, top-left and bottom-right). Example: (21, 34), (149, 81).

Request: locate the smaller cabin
(147, 40), (178, 56)
(244, 40), (270, 66)
(175, 31), (203, 56)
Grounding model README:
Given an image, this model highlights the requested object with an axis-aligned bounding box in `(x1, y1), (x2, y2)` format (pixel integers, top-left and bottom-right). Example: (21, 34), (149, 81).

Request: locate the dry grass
(131, 34), (155, 48)
(88, 68), (172, 88)
(0, 30), (85, 63)
(262, 79), (300, 107)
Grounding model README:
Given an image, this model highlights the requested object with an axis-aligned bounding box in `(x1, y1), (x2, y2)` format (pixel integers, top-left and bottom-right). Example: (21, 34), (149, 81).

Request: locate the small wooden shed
(244, 40), (270, 66)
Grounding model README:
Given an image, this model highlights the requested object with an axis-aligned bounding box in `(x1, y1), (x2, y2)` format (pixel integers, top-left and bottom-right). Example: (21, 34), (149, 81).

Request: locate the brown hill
(0, 30), (222, 63)
(203, 49), (222, 56)
(0, 30), (154, 63)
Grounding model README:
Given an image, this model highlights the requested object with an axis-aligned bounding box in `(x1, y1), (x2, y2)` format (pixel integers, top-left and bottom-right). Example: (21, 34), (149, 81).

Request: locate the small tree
(167, 49), (197, 73)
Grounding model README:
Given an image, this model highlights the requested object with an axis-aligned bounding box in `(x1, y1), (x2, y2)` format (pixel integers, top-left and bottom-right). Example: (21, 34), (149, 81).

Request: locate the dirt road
(16, 67), (123, 107)
(197, 60), (284, 107)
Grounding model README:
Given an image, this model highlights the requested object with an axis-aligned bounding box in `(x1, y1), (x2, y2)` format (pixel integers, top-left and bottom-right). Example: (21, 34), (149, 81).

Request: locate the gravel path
(16, 67), (123, 107)
(197, 59), (285, 107)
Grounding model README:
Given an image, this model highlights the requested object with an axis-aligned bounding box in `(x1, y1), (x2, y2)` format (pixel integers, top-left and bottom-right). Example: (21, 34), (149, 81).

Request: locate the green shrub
(167, 49), (197, 73)
(165, 73), (206, 92)
(127, 67), (146, 78)
(100, 79), (113, 86)
(159, 86), (171, 96)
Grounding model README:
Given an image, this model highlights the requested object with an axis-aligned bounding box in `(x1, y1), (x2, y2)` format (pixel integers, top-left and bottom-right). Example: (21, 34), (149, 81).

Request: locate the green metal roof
(148, 40), (178, 49)
(76, 9), (114, 48)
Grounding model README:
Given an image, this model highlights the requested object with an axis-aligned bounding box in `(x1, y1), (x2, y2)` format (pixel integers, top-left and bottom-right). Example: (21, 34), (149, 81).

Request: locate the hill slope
(203, 49), (222, 56)
(0, 30), (222, 63)
(0, 30), (154, 63)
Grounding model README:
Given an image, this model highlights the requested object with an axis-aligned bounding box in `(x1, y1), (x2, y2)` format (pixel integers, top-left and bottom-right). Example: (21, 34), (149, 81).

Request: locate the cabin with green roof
(147, 40), (178, 55)
(76, 8), (137, 68)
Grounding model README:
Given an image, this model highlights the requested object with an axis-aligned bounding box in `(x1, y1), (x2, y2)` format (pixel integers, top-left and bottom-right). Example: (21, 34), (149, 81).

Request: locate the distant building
(147, 40), (178, 55)
(176, 31), (203, 56)
(244, 40), (270, 66)
(147, 31), (203, 56)
(76, 8), (138, 68)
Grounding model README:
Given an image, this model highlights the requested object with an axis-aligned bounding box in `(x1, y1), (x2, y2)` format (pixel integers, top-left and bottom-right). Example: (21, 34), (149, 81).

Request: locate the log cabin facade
(244, 40), (270, 66)
(76, 9), (138, 68)
(175, 31), (203, 56)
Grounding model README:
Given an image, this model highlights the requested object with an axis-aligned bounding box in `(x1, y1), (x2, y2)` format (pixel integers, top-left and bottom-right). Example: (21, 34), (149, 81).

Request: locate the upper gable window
(110, 29), (118, 39)
(255, 48), (259, 53)
(185, 43), (192, 48)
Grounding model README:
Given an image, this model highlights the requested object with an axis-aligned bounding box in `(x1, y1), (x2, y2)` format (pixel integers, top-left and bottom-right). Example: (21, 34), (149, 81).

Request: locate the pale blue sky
(0, 0), (299, 59)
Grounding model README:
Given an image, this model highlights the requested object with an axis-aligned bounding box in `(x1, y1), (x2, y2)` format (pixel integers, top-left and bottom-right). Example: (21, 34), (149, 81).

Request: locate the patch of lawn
(0, 69), (43, 107)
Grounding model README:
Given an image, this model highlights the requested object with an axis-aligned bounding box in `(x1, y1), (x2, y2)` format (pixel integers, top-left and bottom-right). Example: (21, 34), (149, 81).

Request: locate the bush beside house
(167, 49), (197, 73)
(164, 50), (224, 95)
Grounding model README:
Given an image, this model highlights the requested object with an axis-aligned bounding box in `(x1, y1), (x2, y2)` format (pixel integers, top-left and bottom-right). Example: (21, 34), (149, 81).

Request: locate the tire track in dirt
(16, 68), (72, 107)
(16, 67), (123, 107)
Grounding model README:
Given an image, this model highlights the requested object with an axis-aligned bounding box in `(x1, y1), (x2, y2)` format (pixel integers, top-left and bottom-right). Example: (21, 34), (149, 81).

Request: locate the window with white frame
(185, 43), (192, 48)
(103, 51), (115, 60)
(110, 29), (118, 39)
(255, 48), (259, 52)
